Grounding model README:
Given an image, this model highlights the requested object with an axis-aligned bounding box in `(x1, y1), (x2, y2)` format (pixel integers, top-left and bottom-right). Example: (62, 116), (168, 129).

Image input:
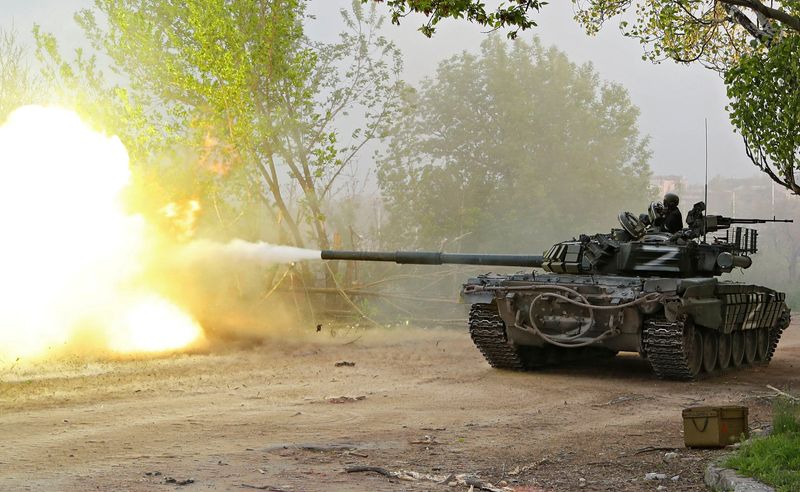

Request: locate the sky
(1, 0), (769, 185)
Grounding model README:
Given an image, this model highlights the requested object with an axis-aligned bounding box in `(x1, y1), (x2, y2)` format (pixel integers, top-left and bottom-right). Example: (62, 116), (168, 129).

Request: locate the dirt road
(2, 324), (798, 491)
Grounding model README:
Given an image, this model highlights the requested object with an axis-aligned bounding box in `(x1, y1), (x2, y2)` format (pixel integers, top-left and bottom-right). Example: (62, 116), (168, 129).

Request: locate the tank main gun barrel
(321, 250), (544, 268)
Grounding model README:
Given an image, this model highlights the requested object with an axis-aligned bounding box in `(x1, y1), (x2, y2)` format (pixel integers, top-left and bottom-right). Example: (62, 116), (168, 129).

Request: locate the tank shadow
(530, 352), (658, 382)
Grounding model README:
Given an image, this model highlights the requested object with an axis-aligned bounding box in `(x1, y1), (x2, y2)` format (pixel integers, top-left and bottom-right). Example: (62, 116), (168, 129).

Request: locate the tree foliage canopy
(377, 37), (652, 253)
(367, 0), (800, 195)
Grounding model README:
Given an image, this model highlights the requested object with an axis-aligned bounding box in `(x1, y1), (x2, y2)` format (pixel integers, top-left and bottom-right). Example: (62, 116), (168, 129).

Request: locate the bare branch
(719, 0), (800, 33)
(744, 136), (800, 195)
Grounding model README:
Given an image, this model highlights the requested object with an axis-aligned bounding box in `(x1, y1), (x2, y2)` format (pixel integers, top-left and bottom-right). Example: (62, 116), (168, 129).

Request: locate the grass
(724, 396), (800, 492)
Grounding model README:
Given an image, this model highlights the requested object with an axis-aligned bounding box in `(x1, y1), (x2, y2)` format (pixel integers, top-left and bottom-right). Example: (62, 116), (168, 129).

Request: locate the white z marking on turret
(633, 246), (681, 272)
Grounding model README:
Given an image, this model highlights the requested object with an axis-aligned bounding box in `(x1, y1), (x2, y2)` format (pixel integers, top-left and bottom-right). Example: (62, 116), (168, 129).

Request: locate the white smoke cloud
(179, 239), (321, 266)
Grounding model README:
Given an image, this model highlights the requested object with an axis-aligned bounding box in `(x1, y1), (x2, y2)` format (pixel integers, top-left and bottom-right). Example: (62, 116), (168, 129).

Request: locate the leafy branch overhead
(726, 34), (800, 194)
(367, 0), (800, 195)
(369, 0), (545, 37)
(368, 0), (799, 53)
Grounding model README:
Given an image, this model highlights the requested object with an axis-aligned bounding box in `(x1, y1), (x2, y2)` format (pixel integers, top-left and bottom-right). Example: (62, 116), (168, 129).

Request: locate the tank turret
(546, 203), (794, 278)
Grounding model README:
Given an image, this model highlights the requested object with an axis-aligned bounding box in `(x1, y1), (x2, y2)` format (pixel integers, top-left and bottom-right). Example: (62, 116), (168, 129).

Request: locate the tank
(321, 201), (793, 380)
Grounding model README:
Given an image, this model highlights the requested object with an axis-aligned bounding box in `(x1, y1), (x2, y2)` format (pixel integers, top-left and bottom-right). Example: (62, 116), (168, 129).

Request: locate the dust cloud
(152, 239), (325, 346)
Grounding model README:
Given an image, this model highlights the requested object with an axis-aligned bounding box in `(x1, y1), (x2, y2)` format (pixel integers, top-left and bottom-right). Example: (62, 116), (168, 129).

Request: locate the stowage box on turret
(322, 202), (793, 380)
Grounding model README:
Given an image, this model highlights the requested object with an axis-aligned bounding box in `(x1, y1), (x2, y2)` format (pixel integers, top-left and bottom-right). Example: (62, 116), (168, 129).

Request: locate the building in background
(650, 175), (687, 197)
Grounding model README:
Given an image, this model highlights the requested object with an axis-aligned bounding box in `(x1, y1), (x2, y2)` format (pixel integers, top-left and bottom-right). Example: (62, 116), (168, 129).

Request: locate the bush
(725, 396), (800, 491)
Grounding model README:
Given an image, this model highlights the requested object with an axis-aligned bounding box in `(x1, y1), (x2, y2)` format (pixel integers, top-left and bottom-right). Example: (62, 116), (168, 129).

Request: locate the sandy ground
(1, 323), (799, 492)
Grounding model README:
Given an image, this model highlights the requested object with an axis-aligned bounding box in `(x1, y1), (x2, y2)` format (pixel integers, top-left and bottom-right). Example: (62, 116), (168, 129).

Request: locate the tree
(0, 26), (44, 121)
(35, 0), (402, 249)
(376, 37), (652, 253)
(366, 0), (800, 195)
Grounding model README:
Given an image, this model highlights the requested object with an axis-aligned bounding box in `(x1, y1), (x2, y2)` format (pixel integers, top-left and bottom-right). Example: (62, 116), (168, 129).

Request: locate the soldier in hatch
(653, 192), (683, 233)
(685, 201), (706, 230)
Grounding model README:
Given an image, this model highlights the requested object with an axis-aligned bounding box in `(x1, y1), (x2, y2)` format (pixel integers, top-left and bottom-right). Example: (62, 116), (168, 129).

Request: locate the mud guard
(681, 298), (723, 330)
(461, 291), (495, 305)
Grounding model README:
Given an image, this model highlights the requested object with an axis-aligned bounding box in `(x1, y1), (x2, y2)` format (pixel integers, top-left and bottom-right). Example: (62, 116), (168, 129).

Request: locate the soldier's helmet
(663, 192), (680, 208)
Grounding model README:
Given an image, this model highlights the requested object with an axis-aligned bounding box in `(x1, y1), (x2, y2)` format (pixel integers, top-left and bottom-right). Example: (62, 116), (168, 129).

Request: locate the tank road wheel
(717, 333), (732, 371)
(642, 318), (703, 380)
(701, 330), (718, 373)
(731, 331), (745, 367)
(468, 303), (526, 370)
(756, 328), (770, 362)
(744, 330), (758, 365)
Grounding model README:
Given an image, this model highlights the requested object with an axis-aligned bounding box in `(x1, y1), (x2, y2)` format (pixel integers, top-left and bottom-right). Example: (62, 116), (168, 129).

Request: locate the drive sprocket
(468, 303), (526, 370)
(642, 318), (702, 380)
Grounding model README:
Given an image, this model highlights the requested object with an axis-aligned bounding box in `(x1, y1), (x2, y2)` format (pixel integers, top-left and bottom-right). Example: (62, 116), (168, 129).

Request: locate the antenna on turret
(704, 118), (709, 243)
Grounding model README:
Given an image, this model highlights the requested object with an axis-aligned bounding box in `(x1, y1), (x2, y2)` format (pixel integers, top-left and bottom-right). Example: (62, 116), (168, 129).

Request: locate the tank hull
(462, 272), (790, 379)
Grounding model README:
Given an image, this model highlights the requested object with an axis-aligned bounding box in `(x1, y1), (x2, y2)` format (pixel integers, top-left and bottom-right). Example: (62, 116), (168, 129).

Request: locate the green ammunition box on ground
(682, 406), (749, 448)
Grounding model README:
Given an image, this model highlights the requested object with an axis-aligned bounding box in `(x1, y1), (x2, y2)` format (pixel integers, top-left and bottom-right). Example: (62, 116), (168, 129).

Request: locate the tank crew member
(661, 192), (683, 233)
(652, 193), (682, 233)
(685, 201), (706, 230)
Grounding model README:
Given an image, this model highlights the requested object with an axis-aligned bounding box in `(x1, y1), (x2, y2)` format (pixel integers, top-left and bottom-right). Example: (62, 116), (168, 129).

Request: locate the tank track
(767, 307), (791, 362)
(468, 303), (525, 370)
(642, 318), (697, 381)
